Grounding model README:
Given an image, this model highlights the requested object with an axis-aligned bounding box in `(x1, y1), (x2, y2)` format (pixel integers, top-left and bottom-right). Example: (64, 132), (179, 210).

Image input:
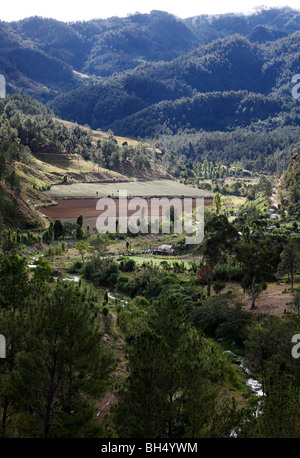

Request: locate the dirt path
(270, 176), (283, 210)
(96, 392), (119, 421)
(96, 309), (127, 422)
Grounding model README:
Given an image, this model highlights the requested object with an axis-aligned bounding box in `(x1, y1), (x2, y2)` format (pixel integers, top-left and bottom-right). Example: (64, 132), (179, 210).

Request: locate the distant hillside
(0, 21), (81, 101)
(186, 7), (300, 43)
(1, 8), (300, 101)
(49, 32), (300, 136)
(1, 8), (300, 176)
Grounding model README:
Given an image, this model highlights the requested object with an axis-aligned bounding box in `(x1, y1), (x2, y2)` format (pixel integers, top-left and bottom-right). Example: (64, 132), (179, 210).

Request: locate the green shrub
(83, 256), (119, 287)
(120, 258), (136, 272)
(213, 281), (226, 295)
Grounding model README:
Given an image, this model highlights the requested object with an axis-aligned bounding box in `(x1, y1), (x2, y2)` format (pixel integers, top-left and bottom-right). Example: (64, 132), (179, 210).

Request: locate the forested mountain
(1, 8), (300, 173)
(1, 7), (300, 100)
(186, 7), (300, 43)
(157, 123), (300, 174)
(49, 32), (300, 159)
(0, 21), (81, 101)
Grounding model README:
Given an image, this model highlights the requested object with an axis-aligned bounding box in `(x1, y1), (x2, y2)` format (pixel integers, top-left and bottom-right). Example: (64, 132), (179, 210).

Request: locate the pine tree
(113, 289), (234, 438)
(237, 240), (281, 309)
(53, 219), (64, 240)
(76, 214), (84, 239)
(14, 280), (116, 438)
(0, 254), (31, 436)
(241, 372), (300, 438)
(278, 241), (300, 292)
(113, 329), (169, 437)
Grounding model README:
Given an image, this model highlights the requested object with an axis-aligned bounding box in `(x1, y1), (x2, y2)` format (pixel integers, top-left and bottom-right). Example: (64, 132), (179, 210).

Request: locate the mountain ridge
(1, 7), (300, 101)
(48, 32), (300, 136)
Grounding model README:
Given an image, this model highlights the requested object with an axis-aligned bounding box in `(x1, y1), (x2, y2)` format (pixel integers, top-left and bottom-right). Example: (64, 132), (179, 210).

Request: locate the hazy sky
(1, 0), (300, 22)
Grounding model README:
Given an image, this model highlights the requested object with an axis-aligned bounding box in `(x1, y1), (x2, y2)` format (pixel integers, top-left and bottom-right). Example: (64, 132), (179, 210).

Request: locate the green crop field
(126, 255), (194, 269)
(46, 180), (213, 199)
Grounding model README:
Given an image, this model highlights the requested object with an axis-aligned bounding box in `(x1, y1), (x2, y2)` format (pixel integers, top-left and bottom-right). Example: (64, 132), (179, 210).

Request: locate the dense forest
(48, 32), (300, 173)
(156, 122), (300, 175)
(1, 173), (300, 437)
(1, 7), (300, 95)
(50, 32), (300, 134)
(1, 9), (300, 174)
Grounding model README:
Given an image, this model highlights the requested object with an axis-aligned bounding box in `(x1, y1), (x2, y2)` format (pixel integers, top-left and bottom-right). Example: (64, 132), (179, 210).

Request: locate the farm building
(152, 244), (174, 255)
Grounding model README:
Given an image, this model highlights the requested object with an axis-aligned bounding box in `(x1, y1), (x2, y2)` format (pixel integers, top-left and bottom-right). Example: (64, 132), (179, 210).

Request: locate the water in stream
(226, 350), (264, 436)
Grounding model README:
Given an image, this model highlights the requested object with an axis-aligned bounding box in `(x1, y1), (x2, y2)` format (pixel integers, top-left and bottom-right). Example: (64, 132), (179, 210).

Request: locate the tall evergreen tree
(0, 254), (31, 436)
(12, 280), (116, 438)
(277, 240), (300, 293)
(113, 288), (237, 438)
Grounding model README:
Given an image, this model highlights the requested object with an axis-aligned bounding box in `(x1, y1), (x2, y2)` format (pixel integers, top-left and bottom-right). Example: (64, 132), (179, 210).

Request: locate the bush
(83, 256), (119, 287)
(133, 296), (150, 307)
(107, 272), (119, 287)
(102, 306), (109, 317)
(117, 275), (129, 289)
(213, 260), (243, 281)
(67, 260), (83, 274)
(213, 281), (226, 295)
(193, 296), (251, 345)
(120, 258), (136, 272)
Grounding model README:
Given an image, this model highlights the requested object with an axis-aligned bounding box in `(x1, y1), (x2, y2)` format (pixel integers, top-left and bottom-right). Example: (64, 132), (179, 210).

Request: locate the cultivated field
(41, 180), (213, 228)
(45, 180), (214, 199)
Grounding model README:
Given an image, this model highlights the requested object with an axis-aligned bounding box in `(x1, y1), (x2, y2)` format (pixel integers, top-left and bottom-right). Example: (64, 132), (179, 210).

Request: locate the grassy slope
(53, 118), (143, 148)
(53, 118), (171, 181)
(8, 155), (130, 230)
(6, 119), (173, 229)
(0, 182), (44, 229)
